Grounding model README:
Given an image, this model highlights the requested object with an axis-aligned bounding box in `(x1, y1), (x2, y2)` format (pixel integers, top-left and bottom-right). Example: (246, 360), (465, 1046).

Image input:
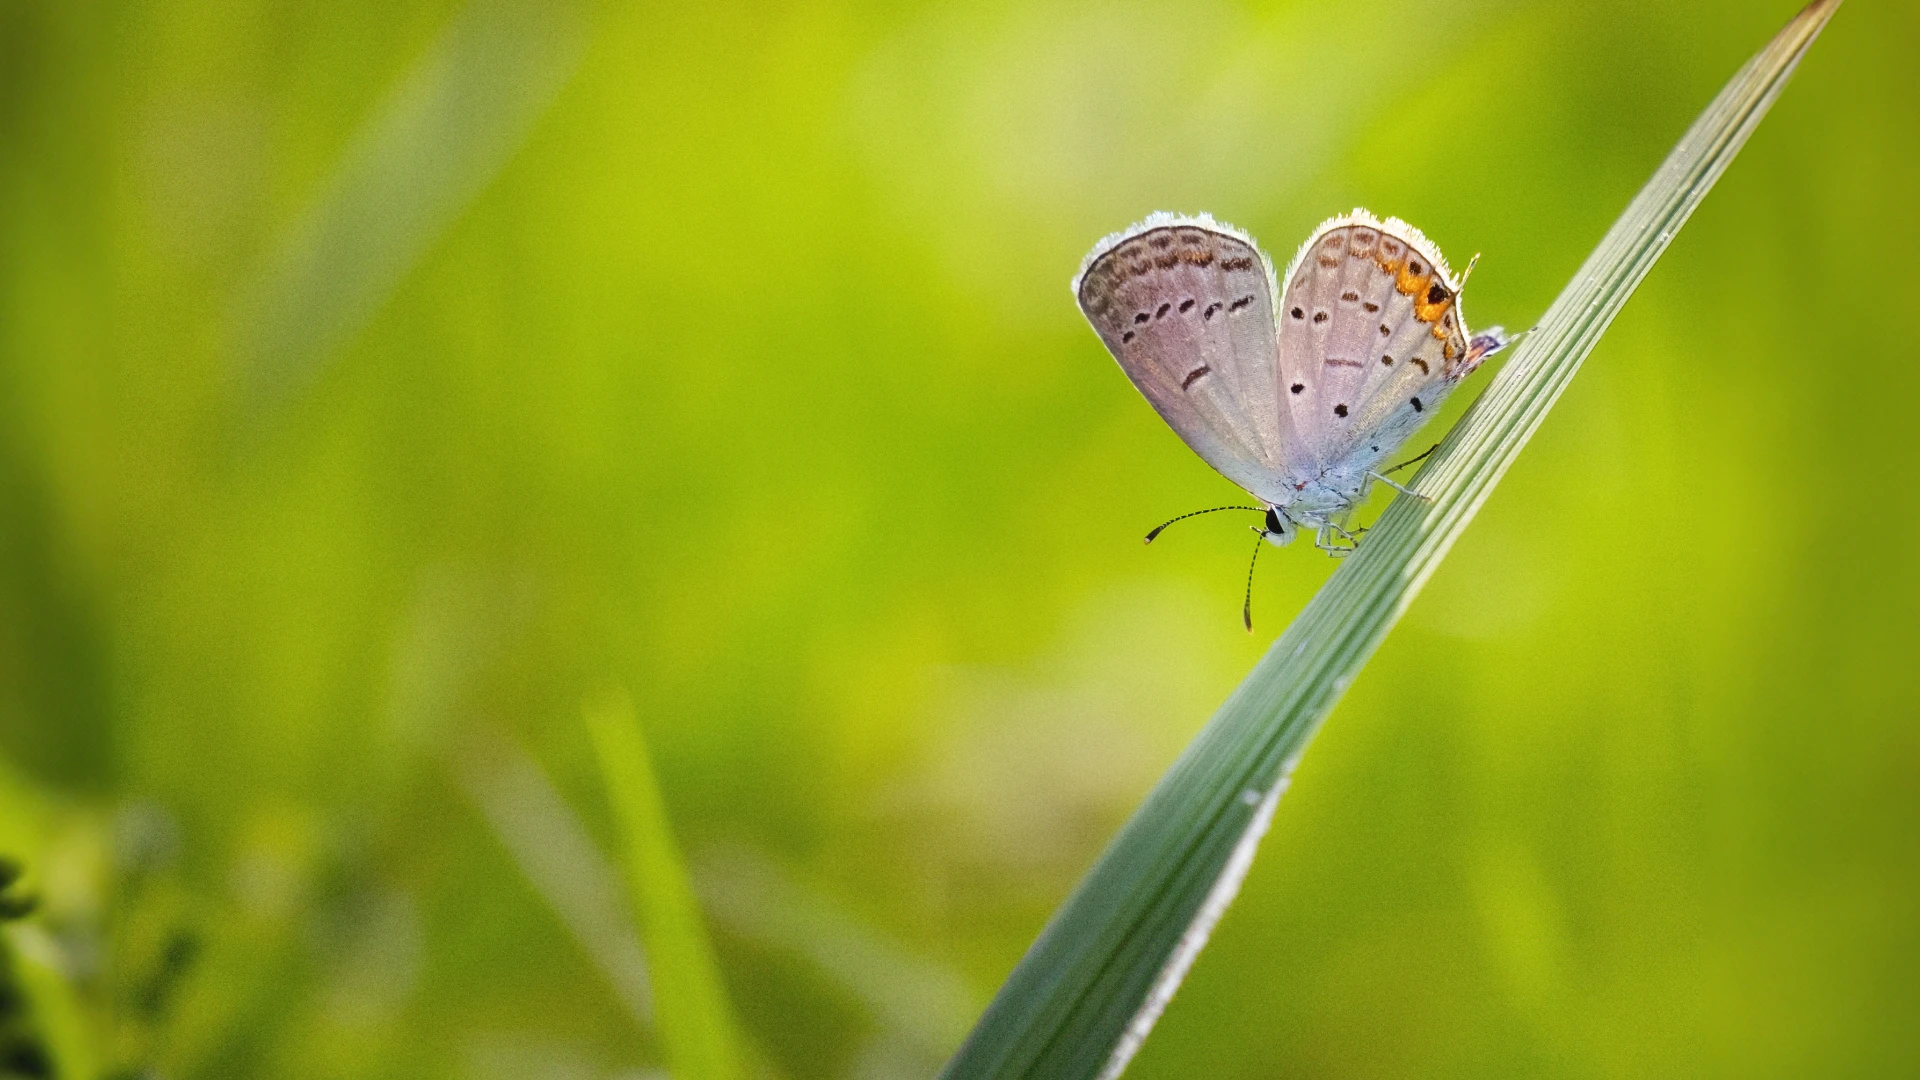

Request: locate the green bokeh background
(1, 0), (1914, 1077)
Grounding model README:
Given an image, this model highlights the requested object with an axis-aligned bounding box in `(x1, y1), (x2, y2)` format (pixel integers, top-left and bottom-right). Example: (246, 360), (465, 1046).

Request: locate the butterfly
(1074, 210), (1507, 625)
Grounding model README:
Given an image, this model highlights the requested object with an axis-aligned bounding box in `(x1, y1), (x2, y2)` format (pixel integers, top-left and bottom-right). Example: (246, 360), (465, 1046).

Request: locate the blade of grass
(454, 727), (655, 1031)
(4, 922), (96, 1080)
(694, 845), (979, 1060)
(0, 818), (96, 1080)
(233, 0), (587, 413)
(939, 3), (1842, 1078)
(586, 689), (749, 1080)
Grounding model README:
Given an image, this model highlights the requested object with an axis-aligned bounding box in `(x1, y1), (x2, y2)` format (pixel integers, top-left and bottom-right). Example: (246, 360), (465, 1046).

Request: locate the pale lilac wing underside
(1275, 219), (1480, 487)
(1075, 216), (1299, 503)
(1076, 210), (1497, 509)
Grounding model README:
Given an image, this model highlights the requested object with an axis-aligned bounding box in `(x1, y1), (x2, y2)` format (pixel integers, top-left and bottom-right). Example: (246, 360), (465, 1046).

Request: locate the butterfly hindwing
(1274, 215), (1478, 486)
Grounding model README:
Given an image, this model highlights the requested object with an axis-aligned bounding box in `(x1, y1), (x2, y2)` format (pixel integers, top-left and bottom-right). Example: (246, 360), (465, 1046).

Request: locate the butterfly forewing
(1275, 219), (1474, 483)
(1076, 216), (1300, 502)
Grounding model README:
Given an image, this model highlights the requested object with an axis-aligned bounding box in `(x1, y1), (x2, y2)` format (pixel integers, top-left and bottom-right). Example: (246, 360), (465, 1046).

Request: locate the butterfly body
(1074, 210), (1505, 553)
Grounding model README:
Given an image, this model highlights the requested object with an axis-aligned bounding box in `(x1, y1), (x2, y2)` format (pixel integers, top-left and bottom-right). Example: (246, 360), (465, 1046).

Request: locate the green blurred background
(1, 0), (1914, 1076)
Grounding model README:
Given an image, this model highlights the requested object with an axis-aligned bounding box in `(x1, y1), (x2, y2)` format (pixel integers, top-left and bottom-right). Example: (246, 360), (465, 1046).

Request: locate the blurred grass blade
(0, 834), (94, 1080)
(233, 0), (587, 411)
(586, 690), (749, 1080)
(695, 845), (978, 1060)
(939, 4), (1842, 1079)
(454, 727), (656, 1030)
(4, 923), (96, 1080)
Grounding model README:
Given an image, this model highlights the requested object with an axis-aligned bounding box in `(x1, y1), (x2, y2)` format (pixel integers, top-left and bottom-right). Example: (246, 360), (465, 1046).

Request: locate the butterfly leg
(1314, 523), (1356, 557)
(1365, 470), (1434, 503)
(1326, 520), (1362, 544)
(1383, 443), (1439, 476)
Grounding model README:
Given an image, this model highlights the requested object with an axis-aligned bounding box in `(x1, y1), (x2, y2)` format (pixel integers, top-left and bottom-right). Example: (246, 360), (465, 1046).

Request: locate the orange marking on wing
(1396, 263), (1432, 301)
(1415, 295), (1452, 324)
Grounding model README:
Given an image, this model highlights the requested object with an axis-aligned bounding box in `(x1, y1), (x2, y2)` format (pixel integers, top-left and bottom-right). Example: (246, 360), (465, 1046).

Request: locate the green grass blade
(695, 845), (979, 1060)
(586, 690), (750, 1080)
(4, 922), (97, 1080)
(939, 4), (1842, 1078)
(234, 0), (587, 411)
(455, 727), (656, 1030)
(0, 782), (97, 1080)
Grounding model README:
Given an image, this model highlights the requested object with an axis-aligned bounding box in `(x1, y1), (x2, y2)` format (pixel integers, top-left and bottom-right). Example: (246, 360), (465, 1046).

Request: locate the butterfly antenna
(1144, 505), (1263, 544)
(1242, 532), (1265, 633)
(1458, 252), (1482, 290)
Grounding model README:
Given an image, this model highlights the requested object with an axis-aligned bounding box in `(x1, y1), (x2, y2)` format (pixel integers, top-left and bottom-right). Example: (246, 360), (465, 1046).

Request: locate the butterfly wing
(1074, 214), (1303, 504)
(1273, 212), (1492, 491)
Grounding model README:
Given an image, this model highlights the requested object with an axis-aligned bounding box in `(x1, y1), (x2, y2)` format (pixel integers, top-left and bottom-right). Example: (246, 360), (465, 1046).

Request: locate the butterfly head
(1261, 506), (1297, 548)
